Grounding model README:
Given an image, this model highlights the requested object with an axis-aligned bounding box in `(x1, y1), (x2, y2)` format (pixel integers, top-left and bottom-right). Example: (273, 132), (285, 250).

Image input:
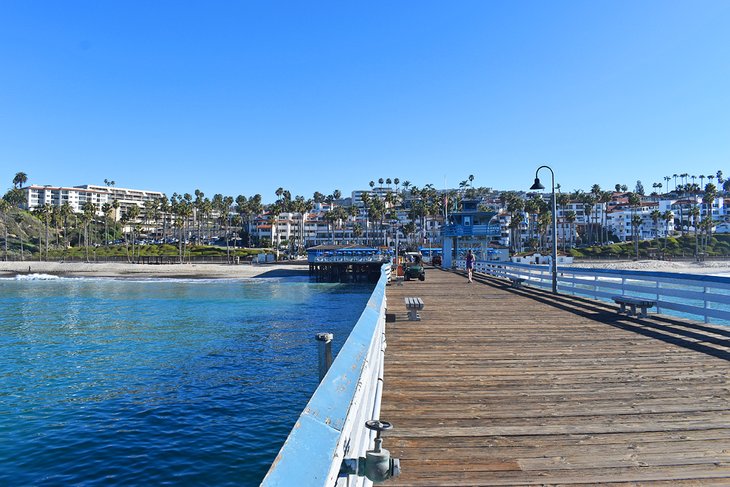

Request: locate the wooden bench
(508, 277), (526, 288)
(612, 295), (656, 318)
(405, 297), (425, 321)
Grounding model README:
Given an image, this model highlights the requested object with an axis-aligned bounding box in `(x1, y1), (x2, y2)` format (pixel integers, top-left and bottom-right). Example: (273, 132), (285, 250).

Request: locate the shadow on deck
(381, 267), (730, 486)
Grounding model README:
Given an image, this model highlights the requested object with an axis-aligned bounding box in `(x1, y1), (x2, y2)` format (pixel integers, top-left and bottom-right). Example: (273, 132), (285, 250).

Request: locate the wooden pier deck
(381, 268), (730, 485)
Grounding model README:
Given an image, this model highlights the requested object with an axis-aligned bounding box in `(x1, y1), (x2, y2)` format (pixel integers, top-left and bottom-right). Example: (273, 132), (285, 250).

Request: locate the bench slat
(612, 296), (656, 306)
(404, 297), (424, 321)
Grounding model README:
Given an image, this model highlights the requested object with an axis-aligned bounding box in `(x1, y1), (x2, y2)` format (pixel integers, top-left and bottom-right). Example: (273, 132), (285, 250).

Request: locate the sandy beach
(0, 261), (309, 279)
(569, 259), (730, 275)
(3, 259), (730, 279)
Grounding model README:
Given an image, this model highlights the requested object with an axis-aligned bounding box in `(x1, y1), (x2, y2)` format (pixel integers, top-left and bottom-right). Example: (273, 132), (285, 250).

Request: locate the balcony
(441, 224), (501, 237)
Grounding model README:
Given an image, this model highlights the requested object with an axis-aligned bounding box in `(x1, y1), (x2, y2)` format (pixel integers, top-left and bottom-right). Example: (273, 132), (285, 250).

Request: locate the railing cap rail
(261, 264), (390, 486)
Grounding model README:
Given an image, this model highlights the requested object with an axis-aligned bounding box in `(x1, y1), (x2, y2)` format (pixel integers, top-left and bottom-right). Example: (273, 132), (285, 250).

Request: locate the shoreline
(3, 259), (730, 280)
(0, 261), (309, 279)
(569, 259), (730, 275)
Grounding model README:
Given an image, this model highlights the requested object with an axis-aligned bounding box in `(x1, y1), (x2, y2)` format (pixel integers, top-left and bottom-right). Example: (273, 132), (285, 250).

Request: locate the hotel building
(22, 184), (165, 220)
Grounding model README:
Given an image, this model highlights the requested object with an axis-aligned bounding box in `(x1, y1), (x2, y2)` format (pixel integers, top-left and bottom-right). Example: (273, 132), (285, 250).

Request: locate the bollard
(315, 332), (333, 382)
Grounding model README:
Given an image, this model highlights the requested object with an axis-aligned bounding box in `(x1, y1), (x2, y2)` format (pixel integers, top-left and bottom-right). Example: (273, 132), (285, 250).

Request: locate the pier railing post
(316, 332), (334, 382)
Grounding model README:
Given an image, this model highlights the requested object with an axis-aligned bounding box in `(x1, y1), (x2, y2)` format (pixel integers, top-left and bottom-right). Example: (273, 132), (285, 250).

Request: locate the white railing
(456, 260), (730, 325)
(261, 264), (391, 487)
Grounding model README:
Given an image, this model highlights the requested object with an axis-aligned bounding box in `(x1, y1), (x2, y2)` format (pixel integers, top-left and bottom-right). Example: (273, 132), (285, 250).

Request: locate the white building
(351, 187), (395, 207)
(22, 184), (165, 220)
(606, 202), (675, 241)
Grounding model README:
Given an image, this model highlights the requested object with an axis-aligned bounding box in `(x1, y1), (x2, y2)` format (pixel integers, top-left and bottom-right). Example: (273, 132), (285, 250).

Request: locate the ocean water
(0, 275), (373, 486)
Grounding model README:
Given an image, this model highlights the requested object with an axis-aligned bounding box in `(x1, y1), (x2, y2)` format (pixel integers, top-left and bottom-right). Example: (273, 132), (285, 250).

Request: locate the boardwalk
(381, 268), (730, 485)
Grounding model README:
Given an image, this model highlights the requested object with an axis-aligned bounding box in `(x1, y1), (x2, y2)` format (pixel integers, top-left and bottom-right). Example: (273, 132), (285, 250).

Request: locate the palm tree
(590, 185), (602, 244)
(193, 190), (206, 244)
(628, 192), (642, 258)
(15, 214), (25, 260)
(702, 183), (718, 253)
(565, 211), (577, 249)
(59, 202), (73, 255)
(650, 209), (661, 242)
(109, 199), (119, 239)
(32, 204), (50, 260)
(41, 203), (53, 260)
(267, 202), (282, 252)
(125, 204), (140, 263)
(538, 211), (552, 252)
(102, 203), (112, 248)
(155, 196), (168, 243)
(223, 196), (234, 262)
(0, 199), (10, 260)
(689, 205), (700, 258)
(501, 192), (524, 253)
(556, 192), (570, 250)
(599, 191), (612, 245)
(631, 215), (642, 259)
(581, 193), (596, 245)
(361, 192), (371, 245)
(247, 194), (263, 247)
(662, 210), (673, 249)
(13, 172), (28, 189)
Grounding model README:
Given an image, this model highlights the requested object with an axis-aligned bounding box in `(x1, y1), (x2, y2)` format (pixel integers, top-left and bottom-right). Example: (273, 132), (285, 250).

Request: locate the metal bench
(612, 295), (656, 318)
(508, 277), (526, 288)
(405, 297), (424, 321)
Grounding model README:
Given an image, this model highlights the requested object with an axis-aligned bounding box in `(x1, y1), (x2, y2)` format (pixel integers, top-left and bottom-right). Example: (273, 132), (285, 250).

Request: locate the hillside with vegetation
(567, 234), (730, 260)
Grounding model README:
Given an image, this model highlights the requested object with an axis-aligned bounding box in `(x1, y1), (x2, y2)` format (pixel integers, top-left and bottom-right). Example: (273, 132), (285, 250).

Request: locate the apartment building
(22, 184), (165, 220)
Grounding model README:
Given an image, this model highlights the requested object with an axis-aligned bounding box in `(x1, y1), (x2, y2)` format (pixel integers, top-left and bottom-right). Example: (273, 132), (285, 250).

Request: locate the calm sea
(0, 275), (373, 486)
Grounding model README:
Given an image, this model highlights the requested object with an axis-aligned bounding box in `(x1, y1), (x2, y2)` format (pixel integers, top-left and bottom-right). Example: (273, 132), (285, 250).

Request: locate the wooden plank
(380, 268), (730, 485)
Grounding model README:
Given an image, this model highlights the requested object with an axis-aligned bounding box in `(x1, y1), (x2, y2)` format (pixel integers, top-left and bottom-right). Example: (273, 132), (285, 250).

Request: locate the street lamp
(530, 165), (559, 294)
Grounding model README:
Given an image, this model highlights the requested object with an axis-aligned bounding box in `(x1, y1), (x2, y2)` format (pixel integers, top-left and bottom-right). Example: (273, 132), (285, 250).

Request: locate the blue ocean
(0, 276), (373, 486)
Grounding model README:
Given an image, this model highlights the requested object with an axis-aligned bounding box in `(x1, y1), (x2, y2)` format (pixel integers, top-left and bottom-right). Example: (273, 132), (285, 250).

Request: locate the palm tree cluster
(3, 167), (729, 262)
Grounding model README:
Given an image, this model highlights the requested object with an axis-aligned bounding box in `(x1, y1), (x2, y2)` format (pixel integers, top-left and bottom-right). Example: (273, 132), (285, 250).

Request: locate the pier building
(307, 244), (391, 282)
(441, 199), (503, 267)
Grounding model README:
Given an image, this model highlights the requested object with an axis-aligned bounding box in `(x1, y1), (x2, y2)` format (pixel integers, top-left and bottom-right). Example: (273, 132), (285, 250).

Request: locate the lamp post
(530, 165), (559, 294)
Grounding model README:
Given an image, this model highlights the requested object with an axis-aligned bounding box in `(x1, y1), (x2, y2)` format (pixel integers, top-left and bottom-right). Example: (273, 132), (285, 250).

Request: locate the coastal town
(2, 171), (730, 265)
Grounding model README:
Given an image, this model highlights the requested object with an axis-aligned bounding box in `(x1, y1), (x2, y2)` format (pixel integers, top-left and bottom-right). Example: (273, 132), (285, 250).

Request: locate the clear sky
(2, 1), (729, 203)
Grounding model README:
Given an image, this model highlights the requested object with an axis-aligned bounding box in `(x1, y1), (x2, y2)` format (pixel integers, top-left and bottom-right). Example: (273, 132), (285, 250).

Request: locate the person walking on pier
(465, 250), (474, 283)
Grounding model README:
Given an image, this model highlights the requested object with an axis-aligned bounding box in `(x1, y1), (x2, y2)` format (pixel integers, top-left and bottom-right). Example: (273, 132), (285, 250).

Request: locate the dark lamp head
(530, 178), (545, 190)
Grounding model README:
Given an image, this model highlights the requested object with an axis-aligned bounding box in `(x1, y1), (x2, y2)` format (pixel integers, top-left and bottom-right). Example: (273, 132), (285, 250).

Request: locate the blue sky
(2, 1), (729, 202)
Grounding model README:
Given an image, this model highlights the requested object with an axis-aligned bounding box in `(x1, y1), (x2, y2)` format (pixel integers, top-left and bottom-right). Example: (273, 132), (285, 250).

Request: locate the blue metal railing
(441, 224), (501, 237)
(261, 264), (391, 486)
(455, 260), (730, 325)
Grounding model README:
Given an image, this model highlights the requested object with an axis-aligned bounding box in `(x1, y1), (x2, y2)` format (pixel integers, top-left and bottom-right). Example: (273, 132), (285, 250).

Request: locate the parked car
(431, 254), (442, 266)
